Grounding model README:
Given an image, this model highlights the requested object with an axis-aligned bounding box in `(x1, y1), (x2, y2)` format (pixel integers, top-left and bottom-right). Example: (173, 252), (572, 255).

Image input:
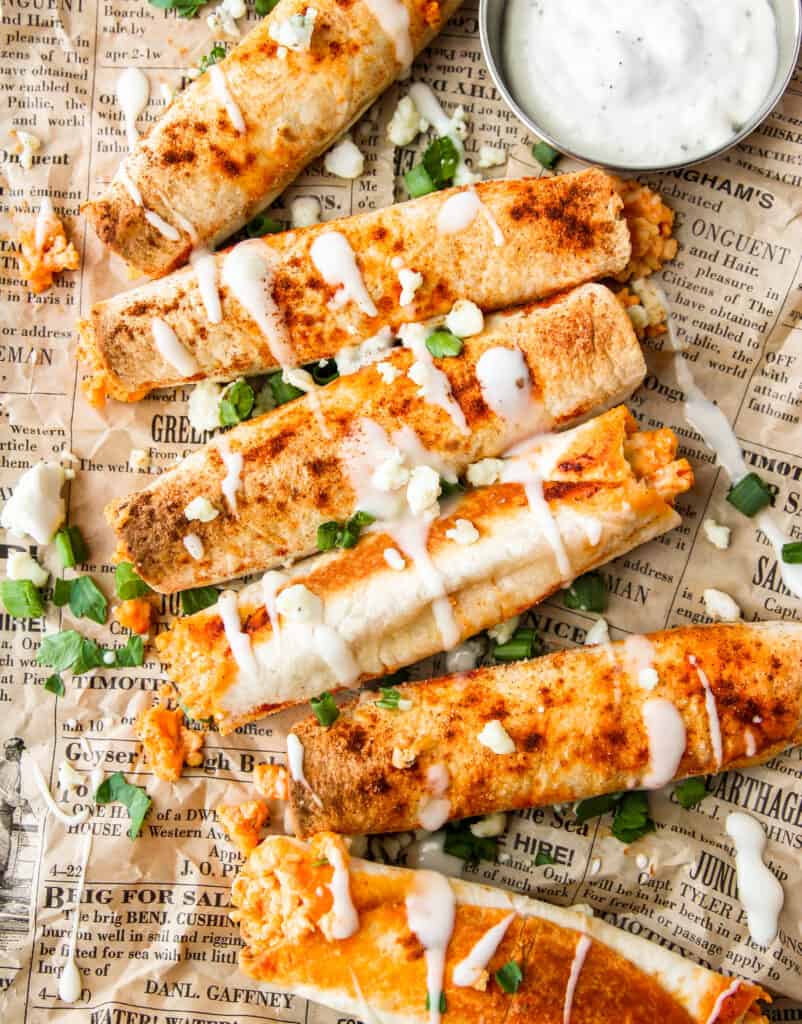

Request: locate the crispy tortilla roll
(156, 407), (693, 733)
(231, 834), (769, 1024)
(77, 170), (675, 404)
(107, 284), (646, 592)
(286, 622), (802, 837)
(81, 0), (463, 278)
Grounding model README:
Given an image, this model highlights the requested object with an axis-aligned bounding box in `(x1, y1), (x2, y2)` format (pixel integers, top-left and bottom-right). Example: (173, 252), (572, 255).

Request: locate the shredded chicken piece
(217, 800), (270, 856)
(612, 178), (678, 283)
(253, 762), (289, 800)
(135, 689), (205, 782)
(115, 597), (156, 635)
(16, 208), (79, 294)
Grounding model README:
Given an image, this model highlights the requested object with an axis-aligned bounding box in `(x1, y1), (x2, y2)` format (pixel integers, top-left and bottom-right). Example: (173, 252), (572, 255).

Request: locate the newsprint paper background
(0, 1), (801, 1021)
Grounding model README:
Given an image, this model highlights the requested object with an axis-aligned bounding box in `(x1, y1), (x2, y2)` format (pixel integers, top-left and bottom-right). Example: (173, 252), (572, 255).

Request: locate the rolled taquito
(81, 0), (463, 278)
(156, 407), (693, 733)
(108, 283), (646, 592)
(231, 834), (769, 1024)
(284, 621), (802, 837)
(77, 170), (673, 404)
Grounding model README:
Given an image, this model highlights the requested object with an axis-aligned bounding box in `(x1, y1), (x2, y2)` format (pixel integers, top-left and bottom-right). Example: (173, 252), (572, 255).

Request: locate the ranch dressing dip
(502, 0), (778, 167)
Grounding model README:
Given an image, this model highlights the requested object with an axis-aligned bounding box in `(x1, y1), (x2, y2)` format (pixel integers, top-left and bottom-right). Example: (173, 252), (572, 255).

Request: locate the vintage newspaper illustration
(0, 0), (801, 1021)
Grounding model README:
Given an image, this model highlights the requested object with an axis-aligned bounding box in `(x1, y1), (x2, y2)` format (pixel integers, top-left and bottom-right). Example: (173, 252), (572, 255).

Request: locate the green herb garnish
(219, 378), (255, 426)
(674, 777), (707, 809)
(55, 525), (89, 569)
(53, 578), (71, 607)
(38, 630), (83, 672)
(781, 541), (802, 564)
(68, 576), (108, 625)
(316, 511), (375, 551)
(425, 329), (463, 358)
(310, 692), (339, 727)
(255, 0), (279, 13)
(534, 850), (555, 866)
(574, 792), (619, 823)
(95, 772), (152, 839)
(309, 359), (339, 386)
(726, 473), (772, 517)
(562, 571), (607, 613)
(44, 674), (65, 697)
(180, 586), (220, 615)
(532, 140), (560, 169)
(425, 992), (447, 1013)
(71, 637), (107, 675)
(495, 960), (523, 994)
(439, 477), (464, 499)
(404, 162), (435, 198)
(1, 579), (44, 618)
(148, 0), (205, 18)
(423, 136), (460, 188)
(375, 686), (406, 711)
(115, 562), (152, 600)
(491, 627), (541, 663)
(610, 792), (655, 844)
(442, 818), (498, 865)
(199, 42), (227, 74)
(115, 635), (145, 668)
(246, 213), (283, 238)
(268, 371), (304, 406)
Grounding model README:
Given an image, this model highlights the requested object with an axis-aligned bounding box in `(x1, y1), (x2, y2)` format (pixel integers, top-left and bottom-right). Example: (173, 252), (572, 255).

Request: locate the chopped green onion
(219, 378), (255, 426)
(534, 850), (555, 866)
(781, 542), (802, 564)
(44, 674), (65, 697)
(246, 213), (283, 238)
(310, 692), (339, 727)
(443, 818), (498, 864)
(317, 521), (342, 551)
(95, 771), (152, 839)
(268, 371), (304, 406)
(562, 571), (607, 613)
(422, 136), (460, 188)
(726, 473), (772, 517)
(198, 42), (226, 73)
(439, 477), (464, 499)
(1, 580), (44, 618)
(68, 576), (108, 625)
(255, 0), (279, 13)
(492, 627), (541, 663)
(425, 329), (463, 358)
(375, 686), (405, 710)
(495, 960), (523, 994)
(674, 777), (707, 809)
(309, 359), (339, 386)
(404, 162), (435, 198)
(115, 562), (152, 600)
(180, 586), (220, 615)
(53, 578), (72, 607)
(532, 140), (560, 169)
(55, 525), (89, 568)
(425, 992), (447, 1013)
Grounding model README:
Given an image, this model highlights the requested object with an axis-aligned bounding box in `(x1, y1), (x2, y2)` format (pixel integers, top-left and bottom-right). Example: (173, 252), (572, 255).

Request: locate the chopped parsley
(219, 378), (255, 426)
(531, 140), (560, 169)
(44, 674), (65, 697)
(148, 0), (205, 17)
(115, 562), (152, 600)
(199, 42), (227, 74)
(95, 772), (152, 839)
(180, 586), (220, 615)
(495, 960), (523, 994)
(442, 818), (498, 865)
(562, 571), (607, 613)
(316, 511), (375, 551)
(310, 691), (339, 727)
(66, 575), (108, 625)
(574, 791), (655, 844)
(674, 777), (707, 809)
(534, 850), (555, 866)
(1, 579), (44, 619)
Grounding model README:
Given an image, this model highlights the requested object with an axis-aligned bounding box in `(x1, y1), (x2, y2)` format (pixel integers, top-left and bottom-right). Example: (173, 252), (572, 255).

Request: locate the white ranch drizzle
(364, 0), (412, 65)
(744, 728), (757, 757)
(689, 654), (722, 767)
(209, 64), (246, 133)
(144, 208), (181, 242)
(310, 231), (378, 317)
(221, 240), (295, 367)
(562, 934), (591, 1024)
(704, 979), (743, 1024)
(326, 842), (359, 939)
(400, 323), (469, 434)
(641, 698), (686, 788)
(286, 734), (323, 806)
(217, 436), (243, 514)
(165, 204), (198, 243)
(664, 299), (802, 600)
(502, 460), (571, 579)
(419, 763), (451, 831)
(725, 811), (784, 946)
(116, 67), (149, 151)
(151, 317), (199, 377)
(262, 570), (289, 650)
(405, 871), (456, 1024)
(35, 197), (54, 250)
(190, 248), (222, 324)
(452, 912), (515, 987)
(58, 831), (93, 1003)
(312, 623), (360, 686)
(28, 756), (90, 826)
(217, 591), (258, 677)
(117, 165), (143, 206)
(436, 188), (503, 246)
(475, 347), (534, 429)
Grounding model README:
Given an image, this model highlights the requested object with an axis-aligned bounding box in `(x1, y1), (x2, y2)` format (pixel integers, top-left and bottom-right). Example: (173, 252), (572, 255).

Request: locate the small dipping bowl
(479, 0), (802, 173)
